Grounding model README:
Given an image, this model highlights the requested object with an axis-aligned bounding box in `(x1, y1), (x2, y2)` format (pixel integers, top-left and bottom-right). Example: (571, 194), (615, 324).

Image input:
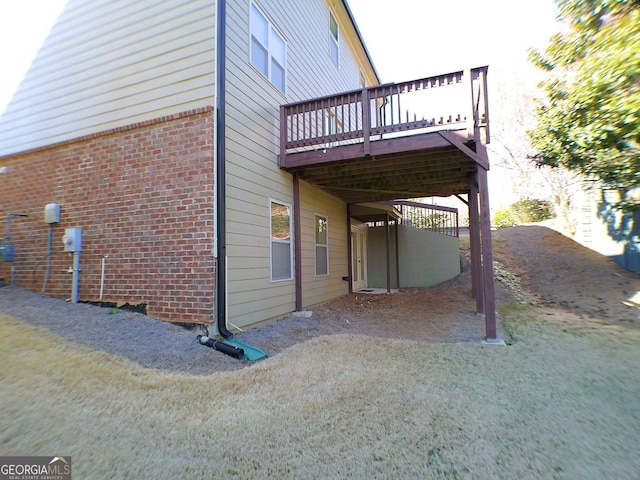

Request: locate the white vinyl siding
(0, 0), (215, 156)
(250, 3), (287, 93)
(224, 0), (376, 328)
(300, 180), (348, 306)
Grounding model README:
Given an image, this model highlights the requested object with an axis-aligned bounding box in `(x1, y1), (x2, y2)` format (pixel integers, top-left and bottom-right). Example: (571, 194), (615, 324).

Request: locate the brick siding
(0, 107), (216, 323)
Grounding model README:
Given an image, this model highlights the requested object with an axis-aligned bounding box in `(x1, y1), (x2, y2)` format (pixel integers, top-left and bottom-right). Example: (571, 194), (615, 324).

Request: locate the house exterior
(0, 0), (498, 339)
(572, 185), (639, 274)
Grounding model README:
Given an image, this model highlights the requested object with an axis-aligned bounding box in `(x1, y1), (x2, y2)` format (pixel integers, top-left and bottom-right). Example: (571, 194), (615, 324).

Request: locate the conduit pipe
(6, 213), (28, 285)
(71, 251), (80, 304)
(99, 255), (108, 300)
(42, 224), (53, 293)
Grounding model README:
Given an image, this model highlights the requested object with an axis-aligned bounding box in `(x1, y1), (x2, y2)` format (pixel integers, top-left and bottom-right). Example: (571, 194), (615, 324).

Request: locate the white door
(351, 226), (367, 291)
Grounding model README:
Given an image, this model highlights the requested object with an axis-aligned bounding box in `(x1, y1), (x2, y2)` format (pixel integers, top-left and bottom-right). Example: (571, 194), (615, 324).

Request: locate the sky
(347, 0), (560, 83)
(346, 0), (562, 208)
(0, 0), (68, 114)
(0, 0), (560, 115)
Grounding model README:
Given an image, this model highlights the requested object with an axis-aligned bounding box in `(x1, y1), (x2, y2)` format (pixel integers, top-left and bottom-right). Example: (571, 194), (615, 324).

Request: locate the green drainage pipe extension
(197, 335), (267, 362)
(223, 338), (267, 362)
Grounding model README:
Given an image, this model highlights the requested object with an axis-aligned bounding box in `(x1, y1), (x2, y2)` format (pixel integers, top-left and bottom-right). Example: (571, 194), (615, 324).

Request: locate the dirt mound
(495, 225), (639, 325)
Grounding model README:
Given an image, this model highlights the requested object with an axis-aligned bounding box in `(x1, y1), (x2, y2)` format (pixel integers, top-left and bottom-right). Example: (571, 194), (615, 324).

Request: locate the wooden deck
(280, 67), (489, 204)
(280, 67), (499, 341)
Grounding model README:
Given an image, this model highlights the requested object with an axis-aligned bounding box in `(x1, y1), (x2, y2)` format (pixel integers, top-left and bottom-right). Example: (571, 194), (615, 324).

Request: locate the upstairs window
(329, 12), (339, 66)
(251, 3), (287, 93)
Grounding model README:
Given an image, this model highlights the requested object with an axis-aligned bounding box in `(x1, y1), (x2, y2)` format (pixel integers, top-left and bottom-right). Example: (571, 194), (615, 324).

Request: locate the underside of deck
(279, 67), (499, 340)
(281, 131), (479, 204)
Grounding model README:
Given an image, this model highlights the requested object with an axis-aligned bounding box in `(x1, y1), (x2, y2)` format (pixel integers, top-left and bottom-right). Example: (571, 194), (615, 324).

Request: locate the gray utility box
(0, 243), (14, 262)
(45, 203), (61, 224)
(63, 227), (82, 252)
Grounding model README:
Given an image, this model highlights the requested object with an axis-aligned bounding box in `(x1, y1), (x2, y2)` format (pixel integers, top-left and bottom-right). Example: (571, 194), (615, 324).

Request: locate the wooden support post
(468, 176), (483, 313)
(385, 214), (391, 293)
(394, 219), (400, 289)
(479, 67), (490, 143)
(477, 166), (497, 340)
(279, 105), (287, 167)
(347, 203), (353, 294)
(293, 173), (302, 311)
(362, 88), (371, 156)
(464, 68), (475, 140)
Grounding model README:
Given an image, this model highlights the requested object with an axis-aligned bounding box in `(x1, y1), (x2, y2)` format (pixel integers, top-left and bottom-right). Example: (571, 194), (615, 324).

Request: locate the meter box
(44, 203), (61, 224)
(0, 244), (14, 262)
(62, 227), (82, 252)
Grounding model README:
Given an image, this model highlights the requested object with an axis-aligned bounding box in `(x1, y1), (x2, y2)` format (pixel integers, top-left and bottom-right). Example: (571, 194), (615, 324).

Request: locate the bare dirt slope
(495, 224), (639, 326)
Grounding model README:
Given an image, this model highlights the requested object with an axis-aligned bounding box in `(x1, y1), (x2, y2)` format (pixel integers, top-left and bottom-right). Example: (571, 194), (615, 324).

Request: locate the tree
(487, 65), (579, 233)
(528, 0), (640, 213)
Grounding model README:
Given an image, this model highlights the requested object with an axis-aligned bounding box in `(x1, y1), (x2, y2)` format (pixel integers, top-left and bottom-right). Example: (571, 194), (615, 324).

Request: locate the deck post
(477, 166), (497, 340)
(385, 214), (391, 293)
(468, 176), (483, 313)
(477, 66), (490, 143)
(293, 173), (303, 311)
(464, 68), (475, 140)
(362, 88), (370, 156)
(280, 105), (287, 167)
(394, 218), (400, 289)
(347, 203), (353, 294)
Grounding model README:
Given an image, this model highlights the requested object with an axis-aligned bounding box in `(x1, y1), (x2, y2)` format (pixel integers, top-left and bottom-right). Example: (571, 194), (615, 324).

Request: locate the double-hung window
(251, 3), (286, 93)
(329, 12), (339, 66)
(270, 200), (293, 281)
(315, 214), (329, 276)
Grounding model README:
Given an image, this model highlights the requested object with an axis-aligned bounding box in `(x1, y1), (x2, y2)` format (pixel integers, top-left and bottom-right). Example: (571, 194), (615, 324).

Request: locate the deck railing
(280, 66), (488, 162)
(392, 201), (459, 237)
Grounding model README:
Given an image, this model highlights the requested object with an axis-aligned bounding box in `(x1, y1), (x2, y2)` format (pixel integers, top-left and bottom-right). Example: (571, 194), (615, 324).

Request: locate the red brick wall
(0, 107), (216, 323)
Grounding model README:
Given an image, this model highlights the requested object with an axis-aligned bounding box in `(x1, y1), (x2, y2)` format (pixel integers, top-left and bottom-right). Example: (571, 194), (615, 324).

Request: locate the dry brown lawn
(1, 225), (639, 479)
(2, 309), (639, 478)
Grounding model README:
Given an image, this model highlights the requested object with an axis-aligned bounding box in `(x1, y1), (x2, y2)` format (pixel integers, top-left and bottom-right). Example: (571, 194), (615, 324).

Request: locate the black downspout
(216, 0), (233, 339)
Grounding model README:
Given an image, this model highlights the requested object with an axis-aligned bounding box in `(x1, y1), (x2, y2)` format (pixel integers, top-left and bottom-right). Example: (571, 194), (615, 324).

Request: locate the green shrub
(494, 199), (554, 229)
(494, 208), (517, 229)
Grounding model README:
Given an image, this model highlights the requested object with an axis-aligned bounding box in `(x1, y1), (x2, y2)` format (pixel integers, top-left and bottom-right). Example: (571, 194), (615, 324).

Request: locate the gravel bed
(9, 223), (631, 376)
(0, 286), (245, 374)
(0, 271), (492, 376)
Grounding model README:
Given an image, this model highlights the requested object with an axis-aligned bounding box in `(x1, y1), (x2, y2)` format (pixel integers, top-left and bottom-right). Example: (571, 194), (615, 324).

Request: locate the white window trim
(315, 213), (329, 277)
(270, 199), (293, 282)
(250, 3), (287, 94)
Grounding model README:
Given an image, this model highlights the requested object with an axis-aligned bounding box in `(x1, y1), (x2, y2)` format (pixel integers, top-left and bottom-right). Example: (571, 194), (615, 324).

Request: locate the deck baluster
(280, 67), (488, 159)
